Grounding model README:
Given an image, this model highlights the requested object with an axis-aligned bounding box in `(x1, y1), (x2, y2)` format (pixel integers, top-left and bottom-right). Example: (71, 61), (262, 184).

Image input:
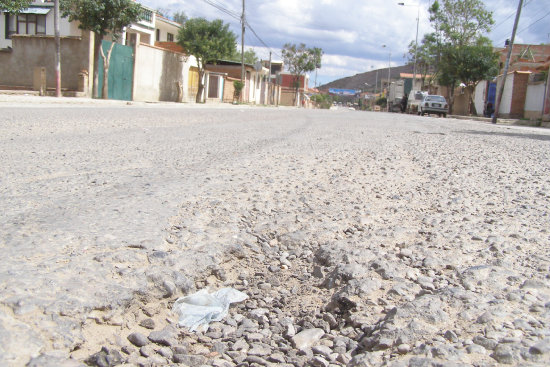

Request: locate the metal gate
(487, 82), (497, 106)
(98, 41), (134, 101)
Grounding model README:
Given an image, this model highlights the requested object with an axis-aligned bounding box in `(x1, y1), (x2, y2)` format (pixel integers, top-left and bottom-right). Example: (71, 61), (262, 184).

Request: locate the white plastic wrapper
(172, 288), (248, 332)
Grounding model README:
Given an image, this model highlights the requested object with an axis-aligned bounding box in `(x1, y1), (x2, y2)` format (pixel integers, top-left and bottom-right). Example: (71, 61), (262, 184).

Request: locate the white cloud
(141, 0), (549, 84)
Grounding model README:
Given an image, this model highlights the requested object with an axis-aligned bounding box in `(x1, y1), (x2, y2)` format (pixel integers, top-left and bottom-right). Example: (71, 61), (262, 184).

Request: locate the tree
(60, 0), (142, 99)
(230, 49), (258, 65)
(312, 47), (323, 87)
(172, 11), (188, 25)
(439, 37), (498, 114)
(0, 0), (31, 13)
(431, 0), (493, 48)
(177, 18), (237, 103)
(406, 33), (440, 88)
(281, 43), (321, 106)
(412, 0), (496, 113)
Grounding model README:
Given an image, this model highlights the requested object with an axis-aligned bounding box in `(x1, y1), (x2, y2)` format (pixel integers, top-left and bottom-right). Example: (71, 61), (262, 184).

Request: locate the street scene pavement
(1, 100), (550, 366)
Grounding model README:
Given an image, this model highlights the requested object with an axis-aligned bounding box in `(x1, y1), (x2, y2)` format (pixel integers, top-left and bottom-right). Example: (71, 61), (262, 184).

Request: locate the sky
(140, 0), (550, 86)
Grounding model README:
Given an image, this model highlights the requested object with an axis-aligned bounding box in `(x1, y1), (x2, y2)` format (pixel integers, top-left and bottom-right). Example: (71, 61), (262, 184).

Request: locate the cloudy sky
(140, 0), (549, 86)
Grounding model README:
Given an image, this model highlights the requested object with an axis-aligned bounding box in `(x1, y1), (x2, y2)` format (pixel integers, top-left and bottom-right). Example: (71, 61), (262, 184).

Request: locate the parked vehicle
(419, 95), (448, 117)
(406, 90), (427, 114)
(388, 80), (405, 112)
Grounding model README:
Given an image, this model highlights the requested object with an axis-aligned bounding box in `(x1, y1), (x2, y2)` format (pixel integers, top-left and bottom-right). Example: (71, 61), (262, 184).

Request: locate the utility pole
(492, 0), (523, 124)
(241, 0), (245, 83)
(268, 51), (272, 104)
(375, 70), (378, 95)
(54, 0), (61, 97)
(398, 2), (420, 90)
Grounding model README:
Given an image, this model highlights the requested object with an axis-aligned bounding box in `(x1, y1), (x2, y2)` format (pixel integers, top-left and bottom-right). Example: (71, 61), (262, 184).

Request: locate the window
(156, 29), (160, 42)
(5, 14), (15, 39)
(167, 33), (174, 42)
(141, 9), (152, 22)
(5, 13), (46, 38)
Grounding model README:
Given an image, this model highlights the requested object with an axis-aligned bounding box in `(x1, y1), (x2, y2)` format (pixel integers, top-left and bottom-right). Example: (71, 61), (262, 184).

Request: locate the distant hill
(319, 64), (414, 93)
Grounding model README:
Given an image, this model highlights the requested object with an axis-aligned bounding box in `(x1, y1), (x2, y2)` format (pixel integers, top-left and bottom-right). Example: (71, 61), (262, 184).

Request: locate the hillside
(320, 64), (414, 92)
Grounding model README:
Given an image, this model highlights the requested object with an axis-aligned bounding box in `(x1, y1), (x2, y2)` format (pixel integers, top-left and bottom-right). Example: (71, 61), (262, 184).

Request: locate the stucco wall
(133, 43), (196, 102)
(497, 73), (514, 116)
(524, 83), (545, 119)
(474, 81), (487, 116)
(0, 32), (92, 92)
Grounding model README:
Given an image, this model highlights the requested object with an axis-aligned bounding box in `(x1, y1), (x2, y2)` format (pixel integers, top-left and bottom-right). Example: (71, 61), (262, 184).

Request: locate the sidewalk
(449, 114), (549, 128)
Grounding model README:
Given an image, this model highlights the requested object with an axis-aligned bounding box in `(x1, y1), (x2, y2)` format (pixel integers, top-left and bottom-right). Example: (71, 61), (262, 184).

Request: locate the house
(205, 60), (270, 104)
(495, 43), (550, 73)
(0, 0), (201, 102)
(539, 57), (550, 122)
(468, 44), (550, 120)
(278, 72), (309, 106)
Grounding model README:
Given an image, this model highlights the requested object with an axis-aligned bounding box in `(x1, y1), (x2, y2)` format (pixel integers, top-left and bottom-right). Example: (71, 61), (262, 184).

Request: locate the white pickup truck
(406, 90), (427, 114)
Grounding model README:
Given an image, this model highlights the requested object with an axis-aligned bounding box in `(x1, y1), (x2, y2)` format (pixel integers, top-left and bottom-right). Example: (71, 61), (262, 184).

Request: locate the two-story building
(0, 0), (200, 102)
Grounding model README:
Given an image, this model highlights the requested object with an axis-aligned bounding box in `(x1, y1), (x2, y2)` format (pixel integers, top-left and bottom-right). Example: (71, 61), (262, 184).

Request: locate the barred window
(5, 13), (46, 38)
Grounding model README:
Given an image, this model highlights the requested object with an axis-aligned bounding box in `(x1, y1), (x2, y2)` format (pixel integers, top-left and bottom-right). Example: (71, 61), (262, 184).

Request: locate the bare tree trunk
(100, 41), (116, 99)
(54, 0), (61, 97)
(468, 85), (477, 116)
(93, 34), (102, 98)
(196, 69), (205, 103)
(448, 82), (456, 114)
(293, 77), (300, 106)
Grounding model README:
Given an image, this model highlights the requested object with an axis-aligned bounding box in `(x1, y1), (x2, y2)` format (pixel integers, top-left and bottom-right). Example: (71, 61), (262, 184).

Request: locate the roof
(155, 14), (182, 28)
(20, 7), (52, 15)
(211, 60), (255, 68)
(400, 73), (432, 79)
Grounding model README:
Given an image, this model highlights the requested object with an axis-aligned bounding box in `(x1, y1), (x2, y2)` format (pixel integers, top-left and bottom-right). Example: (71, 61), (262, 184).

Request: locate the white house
(0, 0), (81, 49)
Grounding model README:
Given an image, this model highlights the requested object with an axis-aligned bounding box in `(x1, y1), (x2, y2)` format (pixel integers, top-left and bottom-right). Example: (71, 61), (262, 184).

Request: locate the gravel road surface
(1, 102), (550, 366)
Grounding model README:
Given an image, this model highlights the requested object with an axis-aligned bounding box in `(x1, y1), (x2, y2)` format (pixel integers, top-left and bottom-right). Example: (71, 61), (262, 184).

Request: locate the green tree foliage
(410, 0), (497, 114)
(177, 18), (237, 103)
(233, 80), (244, 103)
(439, 37), (499, 114)
(230, 49), (258, 65)
(60, 0), (142, 99)
(310, 93), (332, 109)
(172, 11), (188, 25)
(406, 33), (439, 87)
(431, 0), (493, 47)
(0, 0), (31, 13)
(282, 43), (321, 106)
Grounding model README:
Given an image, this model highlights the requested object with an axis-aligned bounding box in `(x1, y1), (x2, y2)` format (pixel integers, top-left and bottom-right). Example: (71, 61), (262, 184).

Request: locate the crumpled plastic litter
(172, 287), (248, 332)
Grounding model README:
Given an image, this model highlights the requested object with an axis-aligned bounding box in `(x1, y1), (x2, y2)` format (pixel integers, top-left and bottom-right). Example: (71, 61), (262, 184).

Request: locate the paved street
(1, 102), (550, 366)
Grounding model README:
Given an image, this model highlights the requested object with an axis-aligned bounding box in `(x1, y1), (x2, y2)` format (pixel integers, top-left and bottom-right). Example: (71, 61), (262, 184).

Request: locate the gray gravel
(1, 102), (550, 366)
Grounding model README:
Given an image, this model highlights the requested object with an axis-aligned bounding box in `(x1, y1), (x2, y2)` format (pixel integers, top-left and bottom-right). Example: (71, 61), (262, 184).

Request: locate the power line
(496, 6), (550, 46)
(245, 20), (281, 58)
(492, 0), (532, 31)
(200, 0), (240, 21)
(200, 0), (281, 60)
(516, 8), (550, 35)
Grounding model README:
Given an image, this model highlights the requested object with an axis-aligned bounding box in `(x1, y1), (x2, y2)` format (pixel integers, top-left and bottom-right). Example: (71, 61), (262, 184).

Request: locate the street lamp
(398, 2), (420, 90)
(382, 44), (391, 111)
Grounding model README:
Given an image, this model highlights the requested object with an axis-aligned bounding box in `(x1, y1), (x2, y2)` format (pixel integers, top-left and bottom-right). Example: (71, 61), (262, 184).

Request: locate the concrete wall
(133, 42), (196, 103)
(0, 32), (93, 92)
(497, 73), (514, 116)
(280, 88), (297, 106)
(524, 82), (545, 120)
(474, 81), (487, 116)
